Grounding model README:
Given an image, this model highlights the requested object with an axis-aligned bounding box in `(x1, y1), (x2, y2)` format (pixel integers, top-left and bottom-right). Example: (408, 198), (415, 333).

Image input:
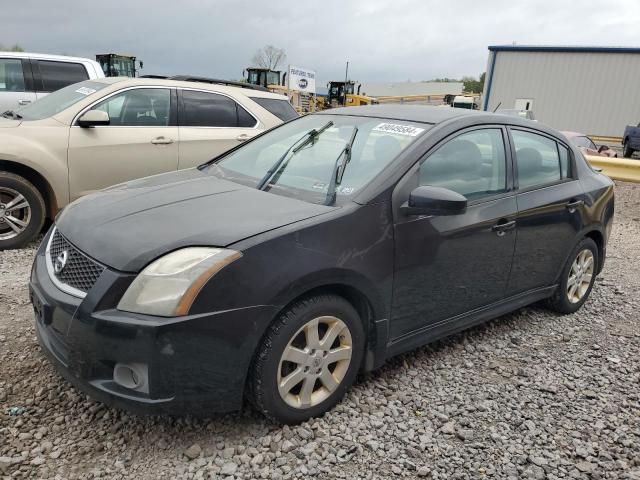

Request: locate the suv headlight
(117, 247), (242, 317)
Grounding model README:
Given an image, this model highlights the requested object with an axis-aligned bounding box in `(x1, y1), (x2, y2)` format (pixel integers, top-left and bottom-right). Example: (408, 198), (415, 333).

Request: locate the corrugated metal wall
(483, 50), (640, 137)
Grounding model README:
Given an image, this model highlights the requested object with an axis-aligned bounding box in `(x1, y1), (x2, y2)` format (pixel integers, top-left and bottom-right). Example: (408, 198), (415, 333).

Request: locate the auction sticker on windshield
(75, 87), (97, 95)
(372, 123), (425, 137)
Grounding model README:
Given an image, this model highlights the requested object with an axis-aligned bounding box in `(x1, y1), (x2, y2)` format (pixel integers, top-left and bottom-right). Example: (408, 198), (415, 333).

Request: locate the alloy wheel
(0, 187), (31, 240)
(277, 315), (353, 409)
(567, 249), (594, 304)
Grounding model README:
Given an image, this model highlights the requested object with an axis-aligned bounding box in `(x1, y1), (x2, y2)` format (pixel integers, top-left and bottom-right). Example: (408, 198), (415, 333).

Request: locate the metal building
(482, 45), (640, 137)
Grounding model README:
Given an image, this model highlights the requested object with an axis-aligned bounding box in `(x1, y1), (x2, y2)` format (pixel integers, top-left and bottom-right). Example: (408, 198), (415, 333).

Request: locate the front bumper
(29, 233), (278, 415)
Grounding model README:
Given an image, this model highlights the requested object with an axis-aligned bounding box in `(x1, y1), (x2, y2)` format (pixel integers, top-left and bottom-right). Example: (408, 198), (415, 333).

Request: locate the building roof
(358, 81), (463, 98)
(320, 104), (482, 124)
(488, 45), (640, 54)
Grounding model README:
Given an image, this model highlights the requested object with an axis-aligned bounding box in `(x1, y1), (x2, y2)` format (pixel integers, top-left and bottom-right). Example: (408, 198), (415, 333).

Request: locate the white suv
(0, 76), (297, 248)
(0, 52), (104, 113)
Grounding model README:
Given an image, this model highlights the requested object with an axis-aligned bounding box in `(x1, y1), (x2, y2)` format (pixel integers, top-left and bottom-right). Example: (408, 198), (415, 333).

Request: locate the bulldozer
(96, 54), (142, 77)
(244, 67), (318, 113)
(327, 80), (377, 108)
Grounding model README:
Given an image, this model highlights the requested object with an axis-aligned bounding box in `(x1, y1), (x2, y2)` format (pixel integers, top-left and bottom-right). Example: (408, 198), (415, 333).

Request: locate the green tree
(0, 43), (25, 52)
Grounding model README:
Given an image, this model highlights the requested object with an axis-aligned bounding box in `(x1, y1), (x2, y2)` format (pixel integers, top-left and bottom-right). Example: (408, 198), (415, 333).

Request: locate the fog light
(113, 363), (149, 394)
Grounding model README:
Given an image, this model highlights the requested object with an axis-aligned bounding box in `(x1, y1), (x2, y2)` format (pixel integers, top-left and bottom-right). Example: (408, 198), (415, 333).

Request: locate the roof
(488, 45), (640, 54)
(319, 104), (483, 124)
(358, 81), (463, 98)
(89, 77), (286, 99)
(0, 51), (99, 63)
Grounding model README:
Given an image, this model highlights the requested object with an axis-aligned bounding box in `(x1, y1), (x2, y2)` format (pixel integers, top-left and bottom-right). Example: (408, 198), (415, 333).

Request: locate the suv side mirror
(402, 186), (467, 216)
(78, 110), (110, 128)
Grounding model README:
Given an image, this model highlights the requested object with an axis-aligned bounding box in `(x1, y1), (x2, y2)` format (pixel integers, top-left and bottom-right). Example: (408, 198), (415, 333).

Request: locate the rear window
(37, 61), (89, 92)
(250, 97), (299, 121)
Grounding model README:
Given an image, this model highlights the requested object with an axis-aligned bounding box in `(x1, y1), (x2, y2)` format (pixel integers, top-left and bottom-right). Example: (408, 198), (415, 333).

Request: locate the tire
(248, 294), (365, 424)
(623, 140), (634, 158)
(0, 172), (46, 250)
(546, 238), (598, 314)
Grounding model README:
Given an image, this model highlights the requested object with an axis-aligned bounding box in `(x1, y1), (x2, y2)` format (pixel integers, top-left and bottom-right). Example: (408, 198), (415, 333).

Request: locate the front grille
(47, 228), (105, 296)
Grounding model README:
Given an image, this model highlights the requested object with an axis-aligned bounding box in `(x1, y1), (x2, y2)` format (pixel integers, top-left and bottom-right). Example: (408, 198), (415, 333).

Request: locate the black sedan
(29, 105), (614, 424)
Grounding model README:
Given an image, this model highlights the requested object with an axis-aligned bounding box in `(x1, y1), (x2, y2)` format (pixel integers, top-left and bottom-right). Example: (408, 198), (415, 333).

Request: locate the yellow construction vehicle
(96, 54), (142, 77)
(326, 80), (377, 108)
(244, 67), (318, 113)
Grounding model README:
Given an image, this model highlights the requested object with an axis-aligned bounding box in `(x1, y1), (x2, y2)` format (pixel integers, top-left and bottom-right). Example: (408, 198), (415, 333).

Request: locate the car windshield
(16, 80), (109, 121)
(208, 114), (430, 205)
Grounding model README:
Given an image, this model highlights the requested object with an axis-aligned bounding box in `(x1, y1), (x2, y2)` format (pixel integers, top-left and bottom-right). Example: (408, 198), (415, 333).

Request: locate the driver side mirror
(401, 186), (467, 216)
(78, 110), (110, 128)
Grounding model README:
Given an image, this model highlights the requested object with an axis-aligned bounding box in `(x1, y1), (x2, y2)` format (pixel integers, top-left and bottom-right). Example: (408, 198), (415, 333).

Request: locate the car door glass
(93, 89), (171, 126)
(419, 128), (507, 200)
(37, 61), (89, 92)
(558, 144), (570, 179)
(0, 59), (25, 92)
(512, 130), (562, 189)
(182, 90), (256, 127)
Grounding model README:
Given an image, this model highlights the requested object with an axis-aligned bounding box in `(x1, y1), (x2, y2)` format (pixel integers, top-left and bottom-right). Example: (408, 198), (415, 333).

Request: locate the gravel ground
(1, 182), (639, 480)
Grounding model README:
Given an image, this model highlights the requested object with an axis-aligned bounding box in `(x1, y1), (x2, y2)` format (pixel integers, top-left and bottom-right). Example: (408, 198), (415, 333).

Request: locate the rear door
(177, 89), (261, 169)
(0, 57), (36, 112)
(32, 59), (90, 100)
(68, 87), (179, 200)
(506, 128), (585, 295)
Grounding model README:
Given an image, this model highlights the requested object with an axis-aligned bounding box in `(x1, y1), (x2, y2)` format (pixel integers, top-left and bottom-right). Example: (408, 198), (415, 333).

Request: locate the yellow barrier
(589, 135), (622, 145)
(584, 155), (640, 183)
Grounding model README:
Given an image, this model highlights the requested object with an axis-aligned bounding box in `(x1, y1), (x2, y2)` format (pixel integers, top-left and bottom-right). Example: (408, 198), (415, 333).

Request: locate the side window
(419, 128), (507, 200)
(0, 58), (25, 92)
(512, 130), (562, 189)
(93, 89), (171, 127)
(37, 61), (89, 92)
(181, 90), (256, 127)
(558, 144), (570, 179)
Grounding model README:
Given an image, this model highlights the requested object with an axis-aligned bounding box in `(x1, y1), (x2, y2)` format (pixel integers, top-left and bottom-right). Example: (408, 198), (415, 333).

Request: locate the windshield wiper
(1, 110), (22, 120)
(256, 121), (334, 191)
(324, 127), (358, 205)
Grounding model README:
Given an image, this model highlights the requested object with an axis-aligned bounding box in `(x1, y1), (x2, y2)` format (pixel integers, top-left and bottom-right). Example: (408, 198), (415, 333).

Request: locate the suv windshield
(208, 114), (429, 204)
(16, 80), (109, 121)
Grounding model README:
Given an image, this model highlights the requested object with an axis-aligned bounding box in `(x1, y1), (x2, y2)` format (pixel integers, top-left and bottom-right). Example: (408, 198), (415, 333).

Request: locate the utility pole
(343, 61), (349, 106)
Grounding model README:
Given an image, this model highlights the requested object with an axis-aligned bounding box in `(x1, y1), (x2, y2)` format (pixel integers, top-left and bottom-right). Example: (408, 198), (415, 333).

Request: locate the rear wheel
(249, 294), (364, 424)
(0, 172), (46, 250)
(546, 238), (598, 314)
(623, 140), (634, 158)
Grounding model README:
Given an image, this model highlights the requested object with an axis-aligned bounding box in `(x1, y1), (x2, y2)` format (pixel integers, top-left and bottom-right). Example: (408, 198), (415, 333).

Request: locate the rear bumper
(29, 236), (278, 415)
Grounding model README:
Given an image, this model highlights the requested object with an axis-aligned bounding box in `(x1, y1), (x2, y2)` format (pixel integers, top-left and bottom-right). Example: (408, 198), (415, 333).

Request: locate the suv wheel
(0, 172), (46, 250)
(623, 140), (634, 158)
(546, 237), (598, 314)
(249, 294), (364, 424)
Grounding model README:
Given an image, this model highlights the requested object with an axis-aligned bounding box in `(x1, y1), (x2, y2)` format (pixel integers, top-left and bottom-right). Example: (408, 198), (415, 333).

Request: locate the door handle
(492, 219), (516, 236)
(18, 99), (31, 105)
(151, 136), (174, 145)
(236, 133), (250, 142)
(566, 199), (584, 212)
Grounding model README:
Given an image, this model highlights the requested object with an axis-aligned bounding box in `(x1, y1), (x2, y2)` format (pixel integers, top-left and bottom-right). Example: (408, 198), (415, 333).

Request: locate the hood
(0, 117), (21, 127)
(56, 169), (333, 272)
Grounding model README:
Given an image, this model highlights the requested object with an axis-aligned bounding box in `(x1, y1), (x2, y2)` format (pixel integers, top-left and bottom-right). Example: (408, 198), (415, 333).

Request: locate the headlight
(117, 247), (242, 317)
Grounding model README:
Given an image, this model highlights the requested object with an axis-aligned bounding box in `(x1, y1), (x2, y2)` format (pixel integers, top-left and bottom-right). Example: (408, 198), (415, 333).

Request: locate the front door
(177, 89), (261, 169)
(68, 87), (179, 200)
(391, 127), (517, 340)
(507, 128), (585, 295)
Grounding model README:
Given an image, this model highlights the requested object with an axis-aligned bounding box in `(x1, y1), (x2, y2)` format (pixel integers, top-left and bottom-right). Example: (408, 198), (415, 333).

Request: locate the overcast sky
(4, 0), (640, 85)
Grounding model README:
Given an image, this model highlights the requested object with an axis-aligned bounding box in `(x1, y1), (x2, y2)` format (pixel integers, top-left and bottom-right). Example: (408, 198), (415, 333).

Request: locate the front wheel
(546, 238), (598, 314)
(0, 172), (46, 250)
(623, 140), (634, 158)
(248, 294), (364, 424)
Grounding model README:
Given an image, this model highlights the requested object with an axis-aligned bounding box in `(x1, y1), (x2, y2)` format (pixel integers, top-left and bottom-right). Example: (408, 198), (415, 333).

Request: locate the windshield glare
(210, 115), (429, 204)
(16, 81), (109, 121)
